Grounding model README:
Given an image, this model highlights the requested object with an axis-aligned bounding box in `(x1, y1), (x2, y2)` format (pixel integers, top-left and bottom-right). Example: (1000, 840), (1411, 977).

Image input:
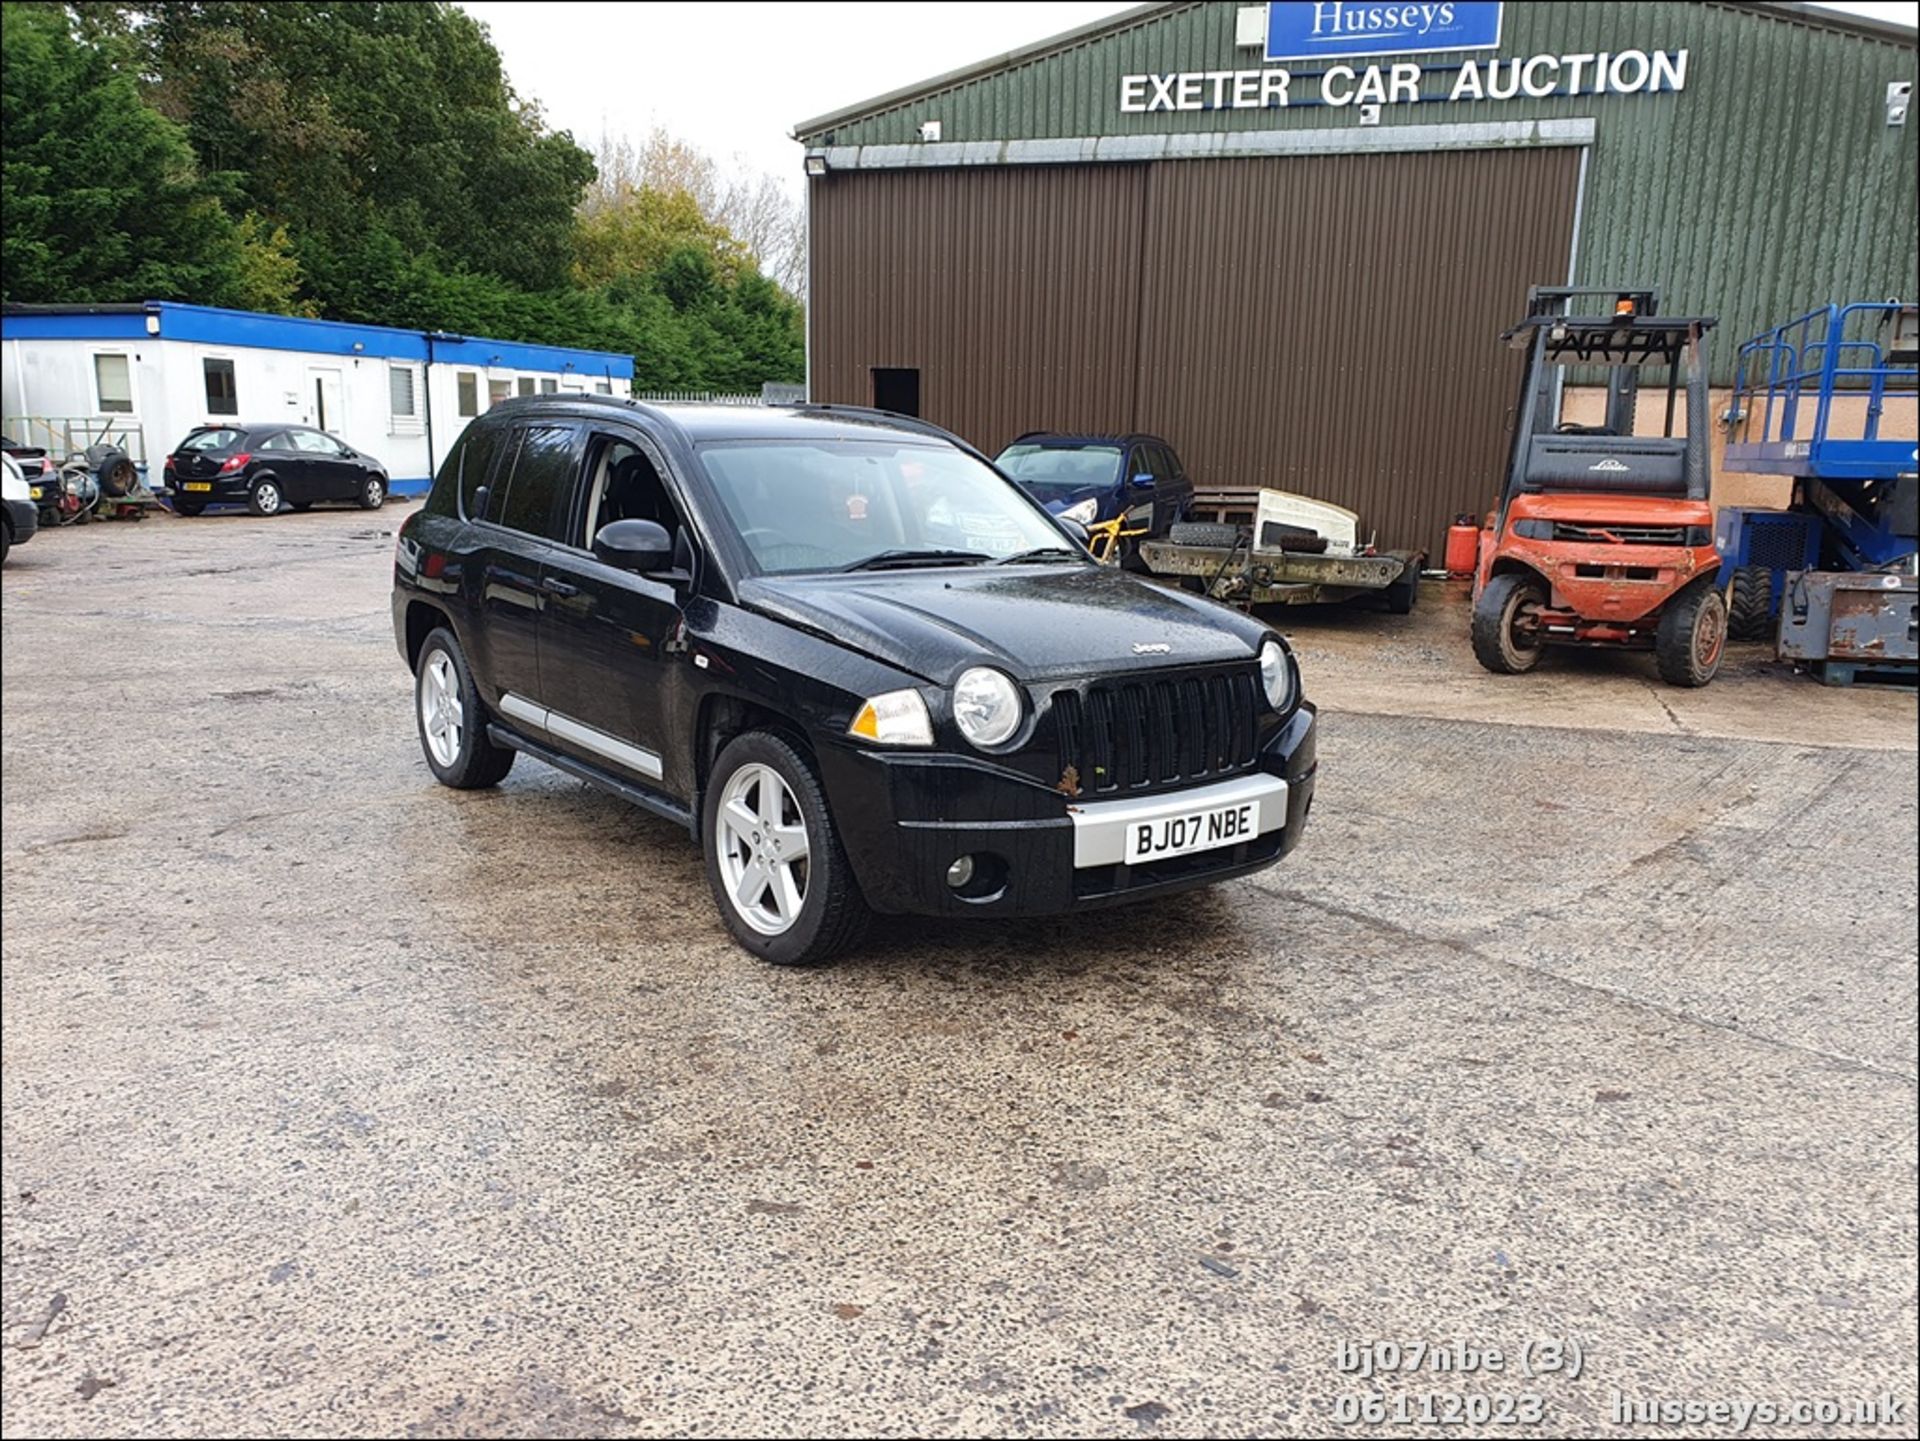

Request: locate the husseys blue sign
(1265, 2), (1504, 63)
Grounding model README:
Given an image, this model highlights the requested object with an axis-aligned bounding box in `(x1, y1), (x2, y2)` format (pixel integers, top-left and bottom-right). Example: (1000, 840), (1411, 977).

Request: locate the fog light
(946, 855), (976, 889)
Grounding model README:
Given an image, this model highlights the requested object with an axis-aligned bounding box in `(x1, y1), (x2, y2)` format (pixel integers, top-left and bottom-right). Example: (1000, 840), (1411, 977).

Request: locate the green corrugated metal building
(794, 2), (1917, 552)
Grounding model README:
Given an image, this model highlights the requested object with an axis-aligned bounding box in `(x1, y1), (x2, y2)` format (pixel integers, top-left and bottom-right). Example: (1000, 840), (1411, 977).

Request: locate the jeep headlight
(1059, 497), (1099, 526)
(849, 688), (933, 747)
(952, 666), (1023, 748)
(1258, 637), (1296, 712)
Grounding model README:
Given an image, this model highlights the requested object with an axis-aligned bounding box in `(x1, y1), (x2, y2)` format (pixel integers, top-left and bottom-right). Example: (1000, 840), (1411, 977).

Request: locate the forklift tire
(1726, 565), (1772, 641)
(1168, 521), (1242, 549)
(1656, 580), (1728, 688)
(1471, 573), (1547, 674)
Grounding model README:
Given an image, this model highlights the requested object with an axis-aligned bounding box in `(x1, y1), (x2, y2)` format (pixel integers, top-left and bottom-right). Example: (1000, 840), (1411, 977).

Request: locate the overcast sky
(459, 0), (1918, 199)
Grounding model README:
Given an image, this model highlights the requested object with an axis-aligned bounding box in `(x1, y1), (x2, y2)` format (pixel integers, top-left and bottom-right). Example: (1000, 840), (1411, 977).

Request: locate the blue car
(994, 432), (1194, 566)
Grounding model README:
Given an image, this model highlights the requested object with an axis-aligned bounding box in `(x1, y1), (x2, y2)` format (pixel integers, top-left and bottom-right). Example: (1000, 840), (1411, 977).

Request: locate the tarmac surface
(3, 505), (1916, 1438)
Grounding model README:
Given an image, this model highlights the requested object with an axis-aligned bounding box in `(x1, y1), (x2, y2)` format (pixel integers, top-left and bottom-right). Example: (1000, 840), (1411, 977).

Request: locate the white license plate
(1127, 800), (1258, 862)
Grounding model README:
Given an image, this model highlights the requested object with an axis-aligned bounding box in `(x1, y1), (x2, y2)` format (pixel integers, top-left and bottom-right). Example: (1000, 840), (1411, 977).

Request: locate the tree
(0, 0), (298, 309)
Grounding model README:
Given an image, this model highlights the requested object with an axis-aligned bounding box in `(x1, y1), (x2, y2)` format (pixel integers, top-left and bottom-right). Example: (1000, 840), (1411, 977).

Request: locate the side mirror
(1130, 472), (1156, 490)
(592, 517), (674, 574)
(1057, 517), (1091, 548)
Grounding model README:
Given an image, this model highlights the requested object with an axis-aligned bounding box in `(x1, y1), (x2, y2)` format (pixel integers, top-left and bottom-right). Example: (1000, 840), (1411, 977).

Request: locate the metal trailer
(1138, 487), (1424, 612)
(1720, 302), (1919, 685)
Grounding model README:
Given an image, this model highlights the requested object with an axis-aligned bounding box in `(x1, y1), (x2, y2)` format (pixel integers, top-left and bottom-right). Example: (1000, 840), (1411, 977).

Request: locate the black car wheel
(248, 478), (285, 517)
(415, 627), (515, 789)
(359, 476), (387, 510)
(702, 730), (869, 966)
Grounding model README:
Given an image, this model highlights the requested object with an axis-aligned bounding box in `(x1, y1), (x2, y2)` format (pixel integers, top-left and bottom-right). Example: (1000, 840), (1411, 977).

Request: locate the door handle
(541, 576), (578, 597)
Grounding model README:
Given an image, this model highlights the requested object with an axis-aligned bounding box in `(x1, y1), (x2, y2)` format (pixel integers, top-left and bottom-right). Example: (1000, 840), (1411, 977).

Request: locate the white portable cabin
(0, 301), (636, 495)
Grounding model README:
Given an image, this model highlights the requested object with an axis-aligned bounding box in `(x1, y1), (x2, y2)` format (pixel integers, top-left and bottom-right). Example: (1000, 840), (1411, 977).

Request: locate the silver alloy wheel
(715, 762), (810, 937)
(254, 480), (281, 515)
(419, 649), (463, 767)
(364, 477), (385, 506)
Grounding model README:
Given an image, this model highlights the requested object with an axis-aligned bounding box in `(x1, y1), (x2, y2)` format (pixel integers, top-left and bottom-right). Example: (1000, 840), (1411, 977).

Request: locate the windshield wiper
(993, 545), (1082, 565)
(839, 548), (991, 572)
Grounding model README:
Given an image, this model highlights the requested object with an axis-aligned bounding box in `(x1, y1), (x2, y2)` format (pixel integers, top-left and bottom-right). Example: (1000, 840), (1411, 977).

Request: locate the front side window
(492, 425), (579, 540)
(457, 371), (479, 418)
(698, 440), (1069, 575)
(292, 428), (345, 456)
(389, 366), (417, 418)
(203, 358), (238, 416)
(94, 353), (132, 414)
(577, 435), (680, 548)
(995, 442), (1124, 499)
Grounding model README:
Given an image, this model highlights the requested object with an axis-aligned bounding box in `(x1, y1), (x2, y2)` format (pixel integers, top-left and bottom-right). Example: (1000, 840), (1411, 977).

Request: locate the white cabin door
(307, 367), (344, 434)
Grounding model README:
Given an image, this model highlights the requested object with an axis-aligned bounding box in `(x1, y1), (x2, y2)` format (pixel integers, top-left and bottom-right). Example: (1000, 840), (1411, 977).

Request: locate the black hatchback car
(166, 424), (389, 516)
(392, 398), (1317, 966)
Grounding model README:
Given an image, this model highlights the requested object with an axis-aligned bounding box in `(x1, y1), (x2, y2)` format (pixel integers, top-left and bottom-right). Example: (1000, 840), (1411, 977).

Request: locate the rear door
(469, 422), (584, 716)
(535, 426), (691, 799)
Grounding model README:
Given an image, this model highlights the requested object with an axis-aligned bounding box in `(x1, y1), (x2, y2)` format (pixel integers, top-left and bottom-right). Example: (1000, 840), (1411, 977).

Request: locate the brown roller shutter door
(809, 146), (1582, 556)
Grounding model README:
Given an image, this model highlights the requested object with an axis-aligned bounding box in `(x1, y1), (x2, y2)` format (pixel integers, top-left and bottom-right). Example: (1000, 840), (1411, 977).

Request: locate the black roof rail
(787, 402), (975, 449)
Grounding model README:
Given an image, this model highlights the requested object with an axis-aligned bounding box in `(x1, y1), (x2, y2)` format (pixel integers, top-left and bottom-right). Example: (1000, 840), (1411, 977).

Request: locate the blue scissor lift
(1718, 302), (1918, 685)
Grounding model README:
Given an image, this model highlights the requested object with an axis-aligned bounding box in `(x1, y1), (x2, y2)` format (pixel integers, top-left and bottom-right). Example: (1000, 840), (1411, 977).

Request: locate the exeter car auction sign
(1118, 1), (1689, 114)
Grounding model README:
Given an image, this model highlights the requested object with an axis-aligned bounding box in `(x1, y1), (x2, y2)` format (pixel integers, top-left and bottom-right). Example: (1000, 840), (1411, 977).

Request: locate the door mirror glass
(592, 518), (673, 574)
(1130, 472), (1155, 490)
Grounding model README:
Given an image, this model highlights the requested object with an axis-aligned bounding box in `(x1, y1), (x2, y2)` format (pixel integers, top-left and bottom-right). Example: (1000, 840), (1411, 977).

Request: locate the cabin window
(203, 358), (238, 416)
(94, 353), (133, 414)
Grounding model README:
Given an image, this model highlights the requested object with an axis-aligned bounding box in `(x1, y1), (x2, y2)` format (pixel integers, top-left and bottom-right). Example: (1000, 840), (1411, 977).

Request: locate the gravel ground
(3, 506), (1915, 1438)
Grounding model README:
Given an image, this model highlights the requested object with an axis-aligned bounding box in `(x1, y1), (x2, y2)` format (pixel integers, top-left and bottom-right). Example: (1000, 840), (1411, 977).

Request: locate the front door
(307, 367), (344, 434)
(293, 427), (359, 500)
(536, 429), (690, 798)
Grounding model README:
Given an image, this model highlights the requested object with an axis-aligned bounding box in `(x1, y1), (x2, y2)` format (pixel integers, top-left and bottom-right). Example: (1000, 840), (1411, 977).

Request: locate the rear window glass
(180, 428), (243, 452)
(492, 426), (578, 540)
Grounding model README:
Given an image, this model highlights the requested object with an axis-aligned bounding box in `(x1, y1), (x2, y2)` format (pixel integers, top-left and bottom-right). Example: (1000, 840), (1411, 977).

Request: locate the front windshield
(994, 442), (1124, 495)
(698, 439), (1074, 574)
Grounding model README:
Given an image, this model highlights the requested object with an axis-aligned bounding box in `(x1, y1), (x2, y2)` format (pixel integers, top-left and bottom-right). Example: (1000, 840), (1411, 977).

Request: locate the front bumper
(4, 497), (38, 545)
(819, 702), (1318, 917)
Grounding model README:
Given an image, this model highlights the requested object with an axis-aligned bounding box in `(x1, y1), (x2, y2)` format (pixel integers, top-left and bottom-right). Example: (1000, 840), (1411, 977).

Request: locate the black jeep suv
(392, 398), (1317, 966)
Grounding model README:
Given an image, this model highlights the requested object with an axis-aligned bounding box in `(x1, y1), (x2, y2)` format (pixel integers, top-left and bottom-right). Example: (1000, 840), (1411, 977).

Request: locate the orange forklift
(1472, 287), (1727, 687)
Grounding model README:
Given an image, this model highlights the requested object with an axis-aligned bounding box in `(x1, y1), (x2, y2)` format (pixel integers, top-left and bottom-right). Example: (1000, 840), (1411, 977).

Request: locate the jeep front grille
(1051, 667), (1260, 794)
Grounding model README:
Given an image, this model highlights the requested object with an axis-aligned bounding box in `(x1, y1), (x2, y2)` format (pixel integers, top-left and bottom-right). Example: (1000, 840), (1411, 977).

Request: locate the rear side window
(492, 425), (580, 540)
(453, 424), (509, 520)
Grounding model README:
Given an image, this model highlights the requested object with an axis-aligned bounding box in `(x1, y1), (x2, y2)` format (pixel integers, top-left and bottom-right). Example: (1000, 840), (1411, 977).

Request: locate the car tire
(1168, 521), (1241, 549)
(1726, 564), (1772, 641)
(1471, 572), (1547, 674)
(174, 499), (206, 517)
(1655, 579), (1728, 688)
(1, 518), (10, 566)
(414, 627), (516, 789)
(248, 478), (285, 517)
(702, 730), (869, 967)
(358, 476), (387, 510)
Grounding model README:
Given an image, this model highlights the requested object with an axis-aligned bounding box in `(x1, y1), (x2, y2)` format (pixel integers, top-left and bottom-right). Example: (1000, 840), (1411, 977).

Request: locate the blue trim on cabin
(0, 301), (635, 379)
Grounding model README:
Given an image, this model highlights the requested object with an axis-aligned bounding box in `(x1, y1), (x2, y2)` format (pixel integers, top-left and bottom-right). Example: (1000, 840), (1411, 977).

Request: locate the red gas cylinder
(1444, 514), (1480, 576)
